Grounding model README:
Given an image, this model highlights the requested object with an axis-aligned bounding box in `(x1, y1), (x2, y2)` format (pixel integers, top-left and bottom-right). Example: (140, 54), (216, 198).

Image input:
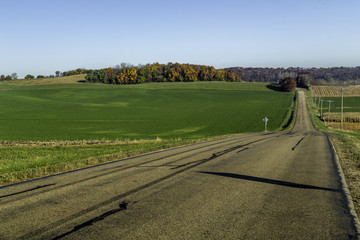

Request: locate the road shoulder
(326, 133), (360, 238)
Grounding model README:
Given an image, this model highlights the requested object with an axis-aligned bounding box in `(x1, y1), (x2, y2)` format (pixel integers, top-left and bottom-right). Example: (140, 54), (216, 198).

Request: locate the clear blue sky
(1, 0), (359, 78)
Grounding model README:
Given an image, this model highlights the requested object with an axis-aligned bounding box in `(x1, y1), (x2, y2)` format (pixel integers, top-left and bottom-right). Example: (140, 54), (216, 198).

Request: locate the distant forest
(227, 66), (360, 86)
(2, 64), (360, 86)
(85, 64), (360, 86)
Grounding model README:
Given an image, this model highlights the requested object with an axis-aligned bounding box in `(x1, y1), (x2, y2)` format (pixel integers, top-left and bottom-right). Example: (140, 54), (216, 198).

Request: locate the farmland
(311, 85), (360, 132)
(0, 81), (295, 184)
(319, 97), (360, 113)
(0, 82), (294, 141)
(316, 96), (360, 131)
(312, 85), (360, 97)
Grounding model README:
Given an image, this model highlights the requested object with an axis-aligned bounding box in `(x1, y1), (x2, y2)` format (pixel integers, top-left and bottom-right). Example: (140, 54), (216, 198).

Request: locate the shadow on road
(197, 171), (340, 192)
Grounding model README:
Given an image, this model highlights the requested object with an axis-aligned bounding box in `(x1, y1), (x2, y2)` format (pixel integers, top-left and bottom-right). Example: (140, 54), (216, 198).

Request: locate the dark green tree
(25, 74), (35, 80)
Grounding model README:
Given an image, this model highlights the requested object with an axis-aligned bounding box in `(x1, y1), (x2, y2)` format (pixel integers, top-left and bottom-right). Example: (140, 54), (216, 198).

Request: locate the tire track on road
(0, 135), (252, 203)
(20, 135), (279, 240)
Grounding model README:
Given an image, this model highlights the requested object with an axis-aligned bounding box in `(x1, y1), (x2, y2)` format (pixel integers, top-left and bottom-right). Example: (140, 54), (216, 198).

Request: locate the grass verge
(278, 91), (297, 131)
(0, 138), (207, 186)
(306, 90), (360, 215)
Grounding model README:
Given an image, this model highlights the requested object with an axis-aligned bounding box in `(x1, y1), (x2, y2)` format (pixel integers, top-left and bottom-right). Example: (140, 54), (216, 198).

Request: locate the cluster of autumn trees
(85, 63), (240, 84)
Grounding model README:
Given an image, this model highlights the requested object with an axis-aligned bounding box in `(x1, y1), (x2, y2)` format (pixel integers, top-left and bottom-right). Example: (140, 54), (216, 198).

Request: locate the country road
(0, 90), (358, 239)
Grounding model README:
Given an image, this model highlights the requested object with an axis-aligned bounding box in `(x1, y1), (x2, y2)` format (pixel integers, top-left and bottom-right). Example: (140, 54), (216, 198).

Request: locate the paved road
(0, 91), (357, 239)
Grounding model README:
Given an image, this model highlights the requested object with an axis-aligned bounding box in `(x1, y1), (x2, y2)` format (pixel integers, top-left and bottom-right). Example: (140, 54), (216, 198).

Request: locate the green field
(0, 81), (294, 184)
(319, 97), (360, 113)
(0, 82), (294, 141)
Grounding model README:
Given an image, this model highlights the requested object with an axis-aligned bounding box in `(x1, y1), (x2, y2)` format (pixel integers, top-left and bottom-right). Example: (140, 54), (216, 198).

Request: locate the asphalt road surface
(0, 91), (358, 239)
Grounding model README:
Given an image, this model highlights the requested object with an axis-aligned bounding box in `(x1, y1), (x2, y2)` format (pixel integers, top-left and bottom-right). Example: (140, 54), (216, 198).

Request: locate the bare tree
(11, 73), (18, 79)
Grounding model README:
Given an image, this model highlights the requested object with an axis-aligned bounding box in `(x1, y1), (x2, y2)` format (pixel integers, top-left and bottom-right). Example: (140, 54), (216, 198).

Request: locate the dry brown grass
(330, 133), (360, 215)
(6, 74), (86, 85)
(0, 138), (164, 147)
(312, 85), (360, 97)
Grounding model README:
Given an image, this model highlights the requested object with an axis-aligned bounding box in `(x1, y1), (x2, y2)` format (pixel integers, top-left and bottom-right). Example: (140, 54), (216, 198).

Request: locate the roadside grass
(279, 91), (297, 131)
(0, 138), (204, 185)
(0, 82), (295, 185)
(306, 90), (360, 215)
(330, 134), (360, 215)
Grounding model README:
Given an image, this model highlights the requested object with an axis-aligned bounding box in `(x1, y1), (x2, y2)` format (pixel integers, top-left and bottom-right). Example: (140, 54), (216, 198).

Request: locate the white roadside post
(263, 117), (269, 132)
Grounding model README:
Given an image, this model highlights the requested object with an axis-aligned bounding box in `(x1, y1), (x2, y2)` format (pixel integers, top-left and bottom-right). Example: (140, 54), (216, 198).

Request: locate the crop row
(312, 86), (360, 97)
(328, 122), (360, 131)
(321, 112), (360, 123)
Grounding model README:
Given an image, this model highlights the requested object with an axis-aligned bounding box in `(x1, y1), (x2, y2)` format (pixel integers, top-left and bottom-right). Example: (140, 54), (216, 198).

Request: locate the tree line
(85, 63), (241, 84)
(228, 66), (360, 86)
(0, 68), (92, 81)
(0, 73), (18, 81)
(3, 65), (360, 87)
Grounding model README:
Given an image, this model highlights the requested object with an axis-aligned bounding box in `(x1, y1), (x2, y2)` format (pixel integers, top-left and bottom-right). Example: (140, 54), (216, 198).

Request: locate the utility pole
(327, 100), (334, 127)
(320, 99), (324, 119)
(341, 88), (344, 131)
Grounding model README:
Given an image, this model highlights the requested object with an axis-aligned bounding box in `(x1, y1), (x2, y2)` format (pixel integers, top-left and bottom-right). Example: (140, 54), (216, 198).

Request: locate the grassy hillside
(0, 82), (294, 141)
(0, 81), (295, 184)
(2, 74), (86, 85)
